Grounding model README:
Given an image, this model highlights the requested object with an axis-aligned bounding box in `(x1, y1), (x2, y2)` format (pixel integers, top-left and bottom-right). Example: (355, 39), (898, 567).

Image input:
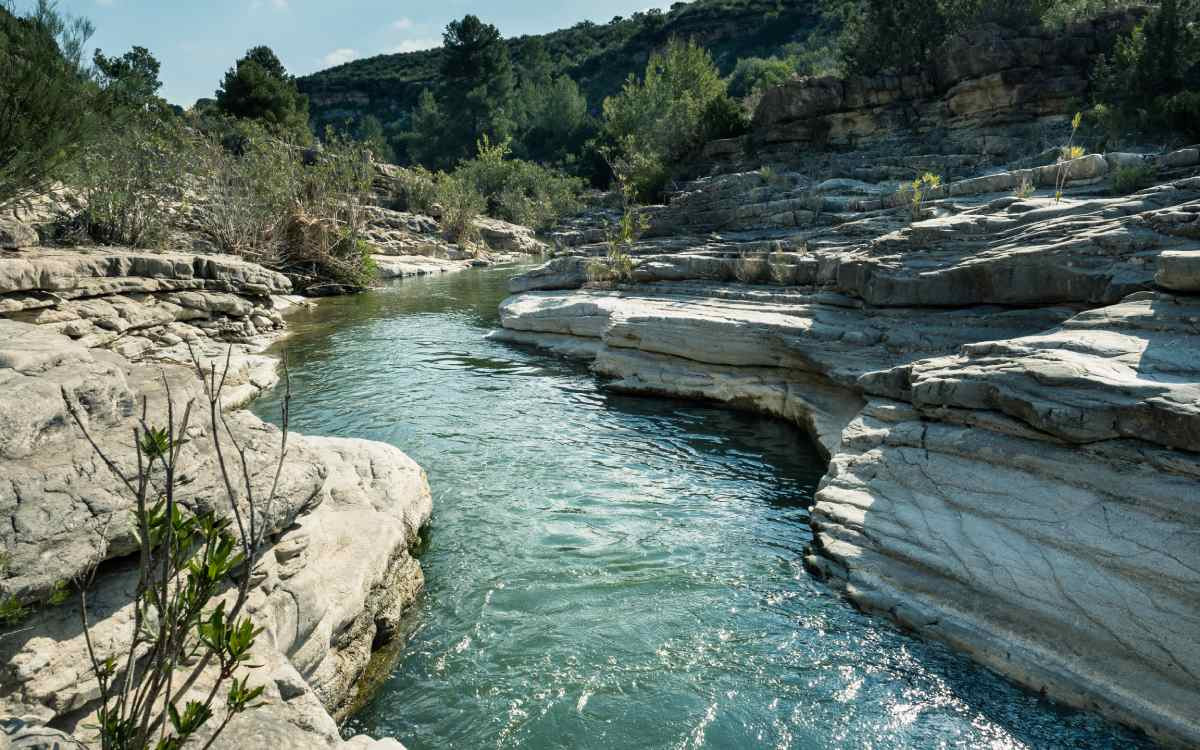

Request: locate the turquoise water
(252, 266), (1150, 750)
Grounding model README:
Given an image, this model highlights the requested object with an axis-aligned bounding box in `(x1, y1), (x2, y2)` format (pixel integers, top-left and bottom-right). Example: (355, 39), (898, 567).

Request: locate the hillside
(298, 0), (828, 129)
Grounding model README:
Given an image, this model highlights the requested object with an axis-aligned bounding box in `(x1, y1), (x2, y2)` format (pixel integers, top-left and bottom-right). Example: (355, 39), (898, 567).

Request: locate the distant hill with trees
(297, 0), (831, 133)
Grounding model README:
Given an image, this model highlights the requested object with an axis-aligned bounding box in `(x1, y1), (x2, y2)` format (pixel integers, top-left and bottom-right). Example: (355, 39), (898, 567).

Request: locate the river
(251, 265), (1149, 750)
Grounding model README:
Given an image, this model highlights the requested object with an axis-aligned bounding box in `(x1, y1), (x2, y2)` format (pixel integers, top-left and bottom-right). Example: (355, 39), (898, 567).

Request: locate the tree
(398, 88), (448, 168)
(602, 37), (736, 199)
(0, 0), (97, 203)
(439, 15), (515, 160)
(216, 45), (310, 140)
(357, 114), (394, 163)
(94, 45), (162, 109)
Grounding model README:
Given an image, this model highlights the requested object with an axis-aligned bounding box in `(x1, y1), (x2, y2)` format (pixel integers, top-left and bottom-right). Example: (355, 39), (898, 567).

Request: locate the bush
(435, 173), (486, 246)
(699, 95), (750, 141)
(394, 165), (439, 214)
(732, 251), (768, 283)
(727, 56), (795, 99)
(0, 0), (97, 203)
(72, 110), (191, 247)
(1110, 163), (1157, 194)
(587, 178), (645, 283)
(194, 124), (378, 291)
(1090, 0), (1200, 141)
(454, 136), (583, 229)
(898, 172), (942, 221)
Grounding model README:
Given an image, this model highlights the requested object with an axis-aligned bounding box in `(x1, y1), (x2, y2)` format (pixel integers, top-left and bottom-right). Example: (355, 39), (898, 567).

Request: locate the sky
(36, 0), (679, 107)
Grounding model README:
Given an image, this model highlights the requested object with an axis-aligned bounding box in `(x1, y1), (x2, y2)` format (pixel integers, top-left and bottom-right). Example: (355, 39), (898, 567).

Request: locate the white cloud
(384, 38), (440, 54)
(321, 48), (359, 67)
(391, 17), (414, 30)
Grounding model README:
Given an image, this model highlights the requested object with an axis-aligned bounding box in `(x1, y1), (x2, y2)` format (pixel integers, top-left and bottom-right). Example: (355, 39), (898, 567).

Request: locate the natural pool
(253, 265), (1150, 750)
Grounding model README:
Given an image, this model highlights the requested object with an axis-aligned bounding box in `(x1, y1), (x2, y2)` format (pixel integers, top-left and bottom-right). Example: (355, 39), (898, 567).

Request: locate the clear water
(252, 266), (1151, 750)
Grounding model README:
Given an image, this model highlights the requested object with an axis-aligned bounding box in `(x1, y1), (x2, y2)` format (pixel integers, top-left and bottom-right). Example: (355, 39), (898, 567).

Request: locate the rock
(473, 216), (547, 254)
(2, 722), (87, 749)
(740, 10), (1145, 170)
(0, 218), (37, 249)
(0, 335), (432, 750)
(1164, 148), (1200, 168)
(507, 256), (590, 293)
(373, 254), (473, 279)
(502, 130), (1200, 746)
(1156, 250), (1200, 292)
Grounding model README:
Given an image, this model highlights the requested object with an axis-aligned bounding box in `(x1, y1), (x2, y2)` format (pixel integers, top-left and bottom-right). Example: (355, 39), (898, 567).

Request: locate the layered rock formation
(0, 249), (432, 749)
(498, 147), (1200, 746)
(692, 9), (1144, 183)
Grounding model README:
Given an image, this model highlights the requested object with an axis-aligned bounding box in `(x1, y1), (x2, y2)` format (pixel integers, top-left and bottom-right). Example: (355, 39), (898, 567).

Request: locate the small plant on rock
(63, 347), (291, 750)
(898, 172), (941, 222)
(1055, 112), (1085, 203)
(732, 251), (769, 283)
(587, 176), (646, 284)
(1013, 176), (1036, 199)
(1110, 163), (1158, 195)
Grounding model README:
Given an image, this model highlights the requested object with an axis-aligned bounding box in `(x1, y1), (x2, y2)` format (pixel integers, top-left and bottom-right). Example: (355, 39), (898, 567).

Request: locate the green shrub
(0, 0), (98, 203)
(435, 173), (486, 246)
(1161, 91), (1200, 140)
(1055, 112), (1084, 202)
(587, 177), (645, 283)
(728, 56), (795, 99)
(63, 352), (285, 750)
(1109, 163), (1157, 194)
(1013, 176), (1036, 199)
(73, 111), (191, 247)
(898, 172), (941, 221)
(699, 95), (750, 141)
(395, 165), (439, 214)
(1091, 0), (1200, 141)
(454, 135), (583, 229)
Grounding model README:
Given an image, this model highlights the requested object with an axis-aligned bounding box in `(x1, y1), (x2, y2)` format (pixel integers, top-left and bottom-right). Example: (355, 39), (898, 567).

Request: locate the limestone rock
(0, 218), (37, 249)
(473, 216), (547, 254)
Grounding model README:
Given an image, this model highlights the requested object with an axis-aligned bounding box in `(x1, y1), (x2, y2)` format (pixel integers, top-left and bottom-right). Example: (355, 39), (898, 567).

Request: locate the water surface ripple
(252, 266), (1149, 750)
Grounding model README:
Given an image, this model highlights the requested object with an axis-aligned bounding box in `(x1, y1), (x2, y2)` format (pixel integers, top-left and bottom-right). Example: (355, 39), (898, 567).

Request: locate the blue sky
(40, 0), (677, 106)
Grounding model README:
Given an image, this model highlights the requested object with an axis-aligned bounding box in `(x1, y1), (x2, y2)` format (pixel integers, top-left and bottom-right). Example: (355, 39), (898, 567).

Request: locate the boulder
(0, 218), (37, 249)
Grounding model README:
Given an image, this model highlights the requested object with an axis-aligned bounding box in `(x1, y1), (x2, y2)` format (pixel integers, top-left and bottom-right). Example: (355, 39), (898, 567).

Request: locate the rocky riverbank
(498, 123), (1200, 748)
(0, 248), (432, 749)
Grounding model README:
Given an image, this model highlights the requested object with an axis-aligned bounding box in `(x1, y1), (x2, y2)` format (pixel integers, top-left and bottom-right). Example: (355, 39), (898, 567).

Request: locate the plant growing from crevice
(732, 251), (769, 283)
(898, 172), (941, 222)
(587, 175), (646, 284)
(1013, 176), (1036, 199)
(1055, 112), (1084, 202)
(63, 346), (291, 750)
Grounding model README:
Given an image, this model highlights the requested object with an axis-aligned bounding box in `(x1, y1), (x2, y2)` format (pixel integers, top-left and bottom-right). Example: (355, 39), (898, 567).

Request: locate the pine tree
(439, 15), (516, 160)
